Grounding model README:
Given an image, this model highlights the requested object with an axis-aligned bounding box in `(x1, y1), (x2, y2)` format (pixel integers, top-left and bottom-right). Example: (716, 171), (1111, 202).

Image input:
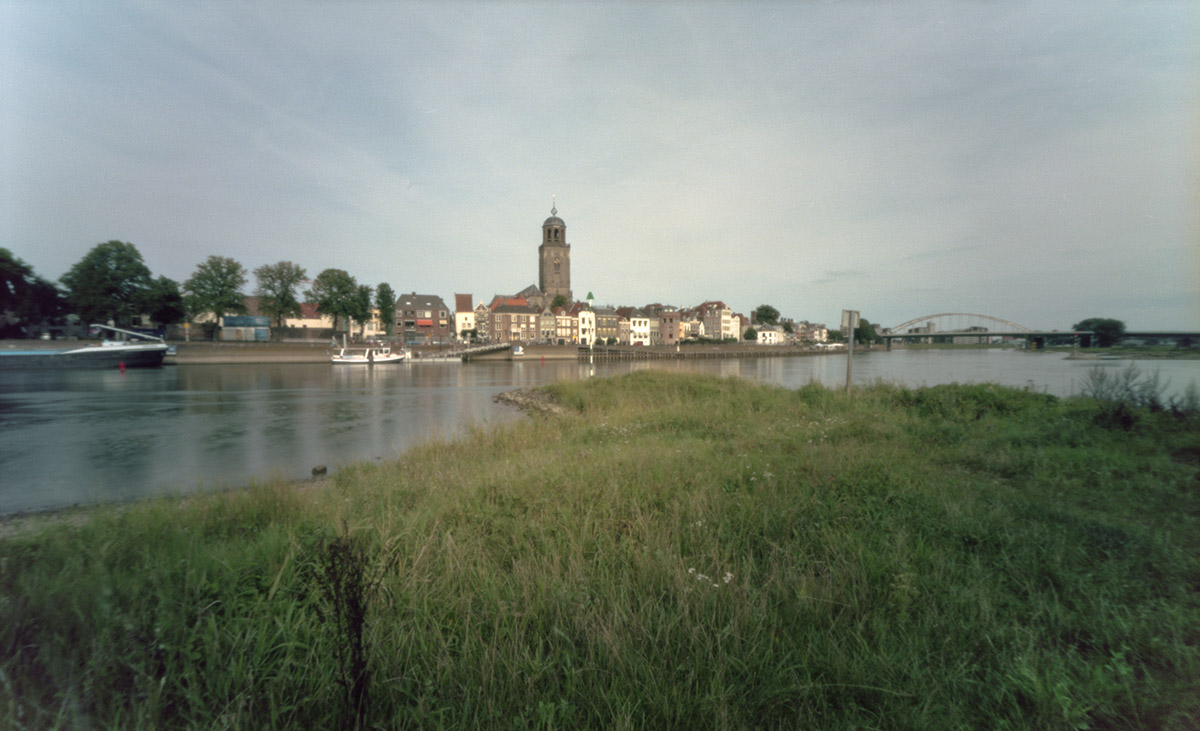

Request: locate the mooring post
(842, 310), (859, 394)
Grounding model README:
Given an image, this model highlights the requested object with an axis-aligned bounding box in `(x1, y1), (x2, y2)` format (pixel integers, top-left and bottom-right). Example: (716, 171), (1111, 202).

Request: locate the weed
(2, 373), (1198, 728)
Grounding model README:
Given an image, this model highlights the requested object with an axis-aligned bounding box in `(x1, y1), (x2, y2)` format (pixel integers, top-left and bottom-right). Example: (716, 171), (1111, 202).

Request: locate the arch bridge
(882, 313), (1081, 350)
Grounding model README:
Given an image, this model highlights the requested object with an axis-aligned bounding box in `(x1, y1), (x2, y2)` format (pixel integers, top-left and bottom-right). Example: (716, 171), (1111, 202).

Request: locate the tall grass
(2, 371), (1198, 729)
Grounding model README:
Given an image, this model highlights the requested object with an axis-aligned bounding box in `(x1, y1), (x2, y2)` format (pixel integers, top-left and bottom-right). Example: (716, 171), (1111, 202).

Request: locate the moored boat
(329, 344), (405, 364)
(0, 325), (169, 370)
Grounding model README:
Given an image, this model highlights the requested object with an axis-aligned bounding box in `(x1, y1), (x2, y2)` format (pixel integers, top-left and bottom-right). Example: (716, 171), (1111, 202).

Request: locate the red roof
(488, 295), (529, 309)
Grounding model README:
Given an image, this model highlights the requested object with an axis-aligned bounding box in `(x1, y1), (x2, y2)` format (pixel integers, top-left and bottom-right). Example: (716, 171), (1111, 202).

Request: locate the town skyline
(4, 2), (1196, 331)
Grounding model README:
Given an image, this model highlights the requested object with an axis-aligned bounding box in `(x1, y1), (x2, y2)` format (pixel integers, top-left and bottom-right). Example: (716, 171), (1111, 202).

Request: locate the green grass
(2, 371), (1198, 729)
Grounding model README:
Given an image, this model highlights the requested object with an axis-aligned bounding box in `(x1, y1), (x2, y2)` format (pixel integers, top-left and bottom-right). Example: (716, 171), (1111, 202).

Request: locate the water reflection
(2, 352), (1197, 514)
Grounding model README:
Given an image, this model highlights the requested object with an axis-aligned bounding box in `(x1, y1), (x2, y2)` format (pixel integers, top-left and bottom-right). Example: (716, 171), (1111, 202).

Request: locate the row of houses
(455, 294), (829, 347)
(218, 293), (827, 347)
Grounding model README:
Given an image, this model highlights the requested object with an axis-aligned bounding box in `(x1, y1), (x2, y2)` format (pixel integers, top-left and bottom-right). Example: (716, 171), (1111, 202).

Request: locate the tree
(1072, 317), (1126, 348)
(306, 268), (358, 333)
(60, 241), (152, 326)
(350, 284), (373, 340)
(184, 256), (247, 340)
(1, 248), (66, 335)
(754, 304), (780, 325)
(854, 318), (878, 344)
(375, 283), (396, 336)
(254, 261), (306, 332)
(743, 326), (758, 341)
(145, 276), (187, 330)
(550, 294), (569, 311)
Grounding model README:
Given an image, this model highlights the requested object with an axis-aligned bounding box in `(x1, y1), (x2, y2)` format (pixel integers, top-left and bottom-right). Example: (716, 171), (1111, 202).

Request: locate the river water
(2, 349), (1197, 514)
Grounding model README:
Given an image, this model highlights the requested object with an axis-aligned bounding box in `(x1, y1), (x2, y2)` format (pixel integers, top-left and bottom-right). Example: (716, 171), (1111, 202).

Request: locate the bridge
(881, 314), (1200, 350)
(881, 313), (1082, 350)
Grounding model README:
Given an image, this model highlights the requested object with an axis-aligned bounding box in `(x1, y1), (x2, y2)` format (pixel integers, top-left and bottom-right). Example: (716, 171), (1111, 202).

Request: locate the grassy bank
(3, 372), (1198, 729)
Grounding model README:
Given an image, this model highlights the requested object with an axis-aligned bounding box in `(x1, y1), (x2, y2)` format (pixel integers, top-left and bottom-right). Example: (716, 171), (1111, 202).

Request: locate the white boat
(0, 325), (169, 370)
(329, 344), (405, 365)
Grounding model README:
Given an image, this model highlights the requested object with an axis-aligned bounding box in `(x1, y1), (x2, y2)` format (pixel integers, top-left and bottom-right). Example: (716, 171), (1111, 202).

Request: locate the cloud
(1, 1), (1196, 330)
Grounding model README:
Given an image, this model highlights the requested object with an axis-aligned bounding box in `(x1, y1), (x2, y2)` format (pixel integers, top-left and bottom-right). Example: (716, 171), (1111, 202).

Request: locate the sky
(2, 1), (1198, 331)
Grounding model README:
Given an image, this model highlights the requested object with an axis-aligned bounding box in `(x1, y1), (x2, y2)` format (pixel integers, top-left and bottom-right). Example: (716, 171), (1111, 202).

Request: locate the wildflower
(723, 572), (734, 584)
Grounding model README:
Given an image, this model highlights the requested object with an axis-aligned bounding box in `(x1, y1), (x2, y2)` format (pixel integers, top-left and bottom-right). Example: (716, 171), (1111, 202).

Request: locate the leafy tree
(1, 248), (35, 313)
(306, 268), (358, 333)
(854, 318), (878, 344)
(754, 304), (780, 325)
(376, 283), (396, 336)
(145, 276), (186, 329)
(60, 241), (152, 326)
(828, 329), (845, 343)
(184, 256), (247, 340)
(782, 321), (794, 334)
(743, 326), (758, 341)
(550, 294), (569, 310)
(254, 261), (306, 331)
(1, 248), (66, 335)
(350, 284), (373, 339)
(1072, 317), (1126, 348)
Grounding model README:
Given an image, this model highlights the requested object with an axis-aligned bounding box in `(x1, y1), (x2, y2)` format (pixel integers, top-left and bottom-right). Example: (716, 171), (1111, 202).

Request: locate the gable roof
(488, 295), (529, 309)
(396, 293), (449, 311)
(454, 293), (473, 312)
(491, 302), (541, 315)
(515, 284), (542, 299)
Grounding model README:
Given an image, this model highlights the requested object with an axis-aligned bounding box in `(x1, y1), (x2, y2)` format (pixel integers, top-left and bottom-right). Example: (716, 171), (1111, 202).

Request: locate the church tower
(538, 201), (572, 303)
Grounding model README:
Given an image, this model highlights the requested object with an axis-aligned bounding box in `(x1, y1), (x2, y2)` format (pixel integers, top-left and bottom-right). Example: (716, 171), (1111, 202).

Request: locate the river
(2, 349), (1197, 514)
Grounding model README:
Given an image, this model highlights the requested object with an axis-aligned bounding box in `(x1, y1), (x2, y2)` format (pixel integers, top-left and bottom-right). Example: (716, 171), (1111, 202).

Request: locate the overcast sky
(3, 1), (1197, 330)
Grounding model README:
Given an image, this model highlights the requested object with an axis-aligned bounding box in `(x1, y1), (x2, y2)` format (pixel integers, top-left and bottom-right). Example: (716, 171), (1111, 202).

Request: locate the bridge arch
(889, 313), (1034, 334)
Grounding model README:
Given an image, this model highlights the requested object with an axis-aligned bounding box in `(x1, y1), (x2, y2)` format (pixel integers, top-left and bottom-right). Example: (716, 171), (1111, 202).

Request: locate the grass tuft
(2, 370), (1198, 729)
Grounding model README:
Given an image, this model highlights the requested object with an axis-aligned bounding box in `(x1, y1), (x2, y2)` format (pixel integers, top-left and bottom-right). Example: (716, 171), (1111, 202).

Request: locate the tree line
(1, 241), (396, 340)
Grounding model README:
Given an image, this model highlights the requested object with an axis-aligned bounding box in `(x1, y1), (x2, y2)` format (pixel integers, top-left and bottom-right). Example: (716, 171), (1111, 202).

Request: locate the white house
(756, 327), (784, 346)
(628, 311), (651, 346)
(578, 308), (596, 347)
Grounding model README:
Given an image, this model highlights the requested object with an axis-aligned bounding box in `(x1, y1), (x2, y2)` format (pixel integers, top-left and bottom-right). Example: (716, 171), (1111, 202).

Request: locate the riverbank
(3, 372), (1197, 728)
(167, 341), (594, 364)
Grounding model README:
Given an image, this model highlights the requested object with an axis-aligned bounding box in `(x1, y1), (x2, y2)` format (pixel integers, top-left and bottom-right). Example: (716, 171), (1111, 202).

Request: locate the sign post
(841, 310), (859, 394)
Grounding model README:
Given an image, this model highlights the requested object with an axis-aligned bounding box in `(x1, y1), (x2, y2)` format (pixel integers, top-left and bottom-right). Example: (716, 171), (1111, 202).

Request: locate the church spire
(551, 194), (557, 217)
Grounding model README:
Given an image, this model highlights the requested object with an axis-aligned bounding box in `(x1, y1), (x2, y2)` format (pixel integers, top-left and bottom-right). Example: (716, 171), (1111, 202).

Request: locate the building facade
(454, 293), (475, 341)
(395, 293), (453, 345)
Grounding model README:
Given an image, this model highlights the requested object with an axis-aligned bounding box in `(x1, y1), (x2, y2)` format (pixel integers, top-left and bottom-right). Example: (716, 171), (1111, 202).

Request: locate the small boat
(330, 344), (405, 365)
(0, 325), (169, 370)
